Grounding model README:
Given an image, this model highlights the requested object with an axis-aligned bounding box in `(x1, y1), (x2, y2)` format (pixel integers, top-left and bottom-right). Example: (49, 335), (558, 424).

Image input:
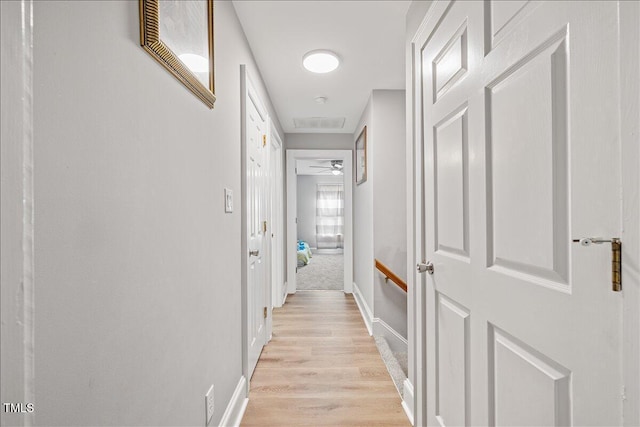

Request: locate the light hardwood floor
(241, 291), (410, 427)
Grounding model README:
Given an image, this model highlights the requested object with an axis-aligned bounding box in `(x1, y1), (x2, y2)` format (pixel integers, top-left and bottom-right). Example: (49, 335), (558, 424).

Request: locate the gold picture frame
(355, 126), (367, 184)
(139, 0), (215, 108)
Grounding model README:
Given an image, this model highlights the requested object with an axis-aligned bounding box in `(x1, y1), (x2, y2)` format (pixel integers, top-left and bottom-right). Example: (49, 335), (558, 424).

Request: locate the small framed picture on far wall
(355, 126), (367, 184)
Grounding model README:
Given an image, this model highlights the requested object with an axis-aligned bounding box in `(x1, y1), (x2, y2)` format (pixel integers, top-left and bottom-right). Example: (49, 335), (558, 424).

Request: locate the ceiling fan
(309, 160), (344, 175)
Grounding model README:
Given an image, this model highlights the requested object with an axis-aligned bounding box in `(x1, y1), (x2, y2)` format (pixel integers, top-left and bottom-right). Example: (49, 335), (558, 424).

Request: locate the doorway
(286, 150), (353, 295)
(295, 161), (345, 290)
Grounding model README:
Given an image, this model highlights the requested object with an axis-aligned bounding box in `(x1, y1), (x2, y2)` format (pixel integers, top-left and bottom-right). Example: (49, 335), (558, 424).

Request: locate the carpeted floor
(374, 336), (408, 398)
(296, 253), (344, 290)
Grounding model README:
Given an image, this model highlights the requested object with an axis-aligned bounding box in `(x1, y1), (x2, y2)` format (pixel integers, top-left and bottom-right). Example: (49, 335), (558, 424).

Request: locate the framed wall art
(355, 126), (367, 184)
(140, 0), (215, 108)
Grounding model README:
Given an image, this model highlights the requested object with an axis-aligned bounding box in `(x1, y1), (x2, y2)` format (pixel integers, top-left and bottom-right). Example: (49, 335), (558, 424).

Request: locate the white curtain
(316, 184), (344, 249)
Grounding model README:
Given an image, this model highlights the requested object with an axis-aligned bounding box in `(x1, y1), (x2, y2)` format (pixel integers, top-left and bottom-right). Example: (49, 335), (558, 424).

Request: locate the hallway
(241, 291), (409, 426)
(2, 1), (639, 426)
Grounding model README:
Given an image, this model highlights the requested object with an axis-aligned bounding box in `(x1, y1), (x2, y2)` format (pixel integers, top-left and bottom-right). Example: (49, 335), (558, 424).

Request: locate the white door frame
(0, 2), (35, 426)
(286, 149), (353, 295)
(241, 64), (270, 389)
(621, 1), (640, 424)
(407, 2), (640, 426)
(268, 122), (285, 312)
(406, 3), (447, 424)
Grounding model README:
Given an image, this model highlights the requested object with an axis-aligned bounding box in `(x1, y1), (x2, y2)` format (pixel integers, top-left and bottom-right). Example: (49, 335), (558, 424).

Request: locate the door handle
(417, 261), (434, 275)
(249, 250), (260, 257)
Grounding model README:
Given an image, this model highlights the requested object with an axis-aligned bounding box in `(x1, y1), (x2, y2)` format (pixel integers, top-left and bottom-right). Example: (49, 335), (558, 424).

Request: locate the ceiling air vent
(293, 117), (346, 130)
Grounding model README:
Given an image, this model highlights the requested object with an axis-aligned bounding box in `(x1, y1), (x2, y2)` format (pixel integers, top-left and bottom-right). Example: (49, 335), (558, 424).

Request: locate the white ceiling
(232, 1), (411, 134)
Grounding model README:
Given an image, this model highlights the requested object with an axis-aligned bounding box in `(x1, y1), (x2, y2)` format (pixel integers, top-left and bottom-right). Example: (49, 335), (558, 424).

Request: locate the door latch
(572, 237), (621, 292)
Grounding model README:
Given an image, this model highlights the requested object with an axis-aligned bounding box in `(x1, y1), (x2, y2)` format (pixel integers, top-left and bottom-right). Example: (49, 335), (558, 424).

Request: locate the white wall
(406, 0), (432, 39)
(353, 97), (375, 311)
(286, 133), (353, 150)
(372, 90), (407, 338)
(296, 175), (343, 248)
(352, 90), (407, 339)
(0, 1), (281, 426)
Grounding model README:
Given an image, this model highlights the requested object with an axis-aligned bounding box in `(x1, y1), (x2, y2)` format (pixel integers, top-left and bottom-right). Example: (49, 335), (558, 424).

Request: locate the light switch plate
(224, 188), (233, 213)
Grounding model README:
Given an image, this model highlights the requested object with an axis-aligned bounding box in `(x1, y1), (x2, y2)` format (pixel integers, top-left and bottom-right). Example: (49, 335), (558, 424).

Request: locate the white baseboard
(352, 282), (373, 335)
(402, 378), (415, 426)
(372, 318), (408, 354)
(218, 376), (248, 427)
(282, 285), (288, 306)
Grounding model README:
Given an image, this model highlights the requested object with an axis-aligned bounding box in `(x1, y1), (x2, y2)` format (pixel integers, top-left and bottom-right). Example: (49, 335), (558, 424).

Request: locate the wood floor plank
(248, 381), (399, 399)
(242, 398), (408, 426)
(249, 366), (393, 384)
(261, 336), (375, 346)
(241, 291), (409, 427)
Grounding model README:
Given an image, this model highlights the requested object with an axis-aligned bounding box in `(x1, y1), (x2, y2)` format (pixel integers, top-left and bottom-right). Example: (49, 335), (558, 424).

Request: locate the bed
(297, 241), (312, 266)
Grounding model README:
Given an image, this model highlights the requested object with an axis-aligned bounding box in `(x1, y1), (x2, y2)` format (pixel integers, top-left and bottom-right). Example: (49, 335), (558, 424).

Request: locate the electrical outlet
(224, 188), (233, 213)
(205, 384), (214, 425)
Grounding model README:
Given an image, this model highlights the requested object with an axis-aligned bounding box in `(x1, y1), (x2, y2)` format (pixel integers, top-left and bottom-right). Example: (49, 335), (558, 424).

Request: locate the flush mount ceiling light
(315, 96), (328, 104)
(303, 50), (340, 74)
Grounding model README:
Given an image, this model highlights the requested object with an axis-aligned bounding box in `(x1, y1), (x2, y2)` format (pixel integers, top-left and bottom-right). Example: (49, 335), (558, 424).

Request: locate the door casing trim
(285, 149), (354, 295)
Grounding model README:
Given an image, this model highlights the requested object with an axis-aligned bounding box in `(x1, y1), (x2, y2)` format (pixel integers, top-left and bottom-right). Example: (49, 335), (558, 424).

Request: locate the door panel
(487, 30), (569, 287)
(436, 294), (470, 427)
(433, 21), (468, 103)
(434, 104), (469, 259)
(489, 325), (571, 426)
(486, 0), (538, 51)
(418, 1), (623, 426)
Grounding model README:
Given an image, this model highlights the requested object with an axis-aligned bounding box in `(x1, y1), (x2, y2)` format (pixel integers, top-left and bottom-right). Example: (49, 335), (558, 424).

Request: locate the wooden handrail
(374, 259), (407, 292)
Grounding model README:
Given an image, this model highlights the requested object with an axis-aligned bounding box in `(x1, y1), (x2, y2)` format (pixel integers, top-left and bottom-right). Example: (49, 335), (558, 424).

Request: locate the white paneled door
(246, 83), (268, 379)
(416, 1), (623, 425)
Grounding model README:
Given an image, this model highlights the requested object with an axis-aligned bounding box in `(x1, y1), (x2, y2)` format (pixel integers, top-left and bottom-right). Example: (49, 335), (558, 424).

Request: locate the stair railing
(374, 259), (407, 292)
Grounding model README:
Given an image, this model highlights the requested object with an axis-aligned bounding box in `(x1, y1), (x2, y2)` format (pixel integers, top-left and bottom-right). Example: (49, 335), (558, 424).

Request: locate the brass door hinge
(263, 134), (267, 147)
(263, 307), (268, 319)
(263, 220), (267, 233)
(572, 237), (622, 292)
(612, 239), (621, 292)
